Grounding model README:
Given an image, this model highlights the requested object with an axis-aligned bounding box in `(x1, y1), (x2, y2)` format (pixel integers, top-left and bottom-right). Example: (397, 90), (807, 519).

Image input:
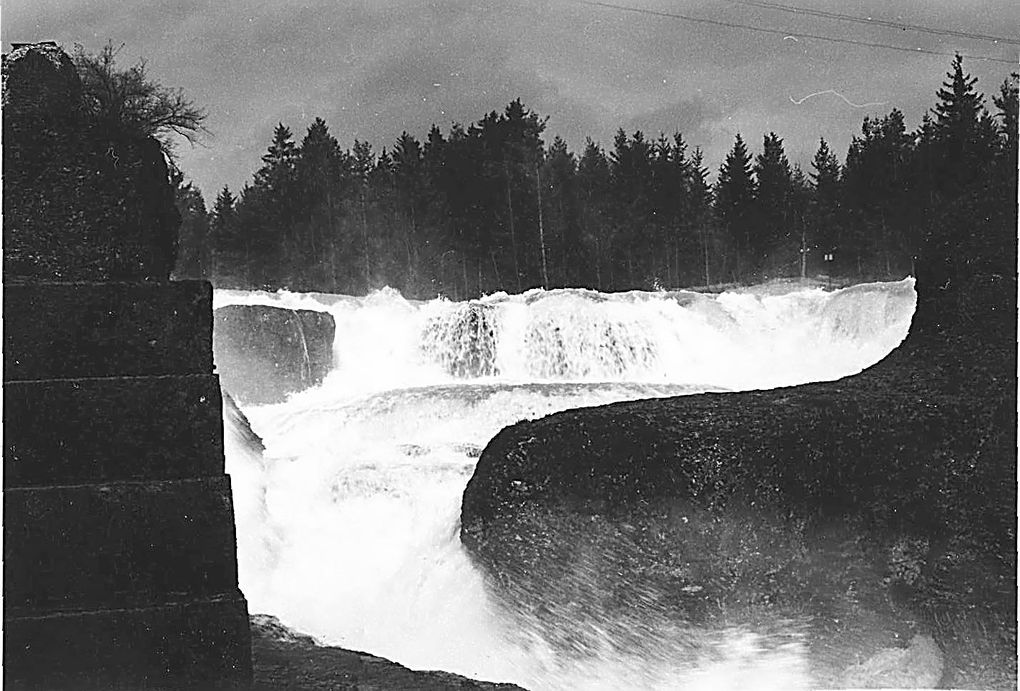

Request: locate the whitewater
(217, 278), (916, 690)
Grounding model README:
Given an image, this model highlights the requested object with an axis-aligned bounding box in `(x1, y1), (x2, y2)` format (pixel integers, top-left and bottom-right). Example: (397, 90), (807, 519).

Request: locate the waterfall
(219, 279), (915, 690)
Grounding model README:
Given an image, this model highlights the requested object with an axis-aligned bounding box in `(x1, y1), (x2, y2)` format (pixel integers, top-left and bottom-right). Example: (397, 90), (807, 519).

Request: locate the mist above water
(221, 279), (915, 690)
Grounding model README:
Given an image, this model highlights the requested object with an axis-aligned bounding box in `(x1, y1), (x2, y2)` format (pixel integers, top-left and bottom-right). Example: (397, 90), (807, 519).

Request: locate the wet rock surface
(214, 304), (335, 405)
(462, 267), (1016, 688)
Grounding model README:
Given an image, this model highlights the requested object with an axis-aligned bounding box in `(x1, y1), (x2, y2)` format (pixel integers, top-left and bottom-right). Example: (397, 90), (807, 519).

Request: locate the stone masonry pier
(3, 282), (253, 689)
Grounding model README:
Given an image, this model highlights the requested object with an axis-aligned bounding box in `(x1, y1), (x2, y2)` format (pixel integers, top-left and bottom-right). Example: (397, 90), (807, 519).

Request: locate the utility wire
(726, 0), (1020, 46)
(573, 0), (1019, 66)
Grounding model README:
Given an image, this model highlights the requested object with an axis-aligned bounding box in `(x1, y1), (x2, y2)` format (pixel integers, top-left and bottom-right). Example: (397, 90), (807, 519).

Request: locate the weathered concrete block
(2, 42), (251, 691)
(2, 44), (180, 282)
(4, 477), (240, 613)
(213, 304), (334, 405)
(0, 42), (83, 126)
(3, 281), (213, 381)
(4, 594), (252, 690)
(4, 374), (224, 488)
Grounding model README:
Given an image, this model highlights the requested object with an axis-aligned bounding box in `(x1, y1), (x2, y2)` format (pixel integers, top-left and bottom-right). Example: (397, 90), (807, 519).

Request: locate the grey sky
(5, 0), (1017, 199)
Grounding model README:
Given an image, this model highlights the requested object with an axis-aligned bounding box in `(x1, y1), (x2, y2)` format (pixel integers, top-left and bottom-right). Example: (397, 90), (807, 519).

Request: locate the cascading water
(219, 279), (916, 690)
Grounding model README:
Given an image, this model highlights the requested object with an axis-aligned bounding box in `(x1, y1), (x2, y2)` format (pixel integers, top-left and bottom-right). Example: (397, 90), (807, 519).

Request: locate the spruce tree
(255, 123), (299, 190)
(392, 132), (426, 292)
(246, 123), (300, 286)
(210, 186), (244, 286)
(298, 118), (343, 291)
(809, 138), (841, 207)
(421, 125), (457, 296)
(542, 135), (584, 286)
(577, 138), (613, 290)
(609, 129), (654, 286)
(714, 133), (756, 279)
(843, 110), (915, 276)
(912, 56), (1013, 336)
(649, 132), (690, 286)
(788, 165), (812, 278)
(687, 149), (716, 287)
(992, 74), (1019, 180)
(171, 174), (210, 281)
(809, 137), (842, 271)
(350, 139), (376, 291)
(499, 99), (548, 290)
(928, 54), (1000, 195)
(753, 132), (793, 268)
(212, 186), (236, 225)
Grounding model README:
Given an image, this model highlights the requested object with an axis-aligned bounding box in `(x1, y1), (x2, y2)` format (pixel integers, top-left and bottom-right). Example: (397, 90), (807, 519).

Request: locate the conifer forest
(172, 56), (1017, 299)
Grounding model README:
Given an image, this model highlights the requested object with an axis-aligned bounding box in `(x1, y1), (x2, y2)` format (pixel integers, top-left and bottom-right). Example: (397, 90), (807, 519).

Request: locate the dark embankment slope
(462, 206), (1016, 686)
(250, 615), (525, 690)
(214, 304), (335, 405)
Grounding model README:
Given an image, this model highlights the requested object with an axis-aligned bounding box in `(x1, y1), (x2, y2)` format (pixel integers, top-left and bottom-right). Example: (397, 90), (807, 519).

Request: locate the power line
(727, 0), (1020, 46)
(572, 0), (1019, 66)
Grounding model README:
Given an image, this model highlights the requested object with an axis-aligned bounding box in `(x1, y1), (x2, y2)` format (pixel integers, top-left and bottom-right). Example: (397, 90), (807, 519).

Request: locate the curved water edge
(220, 279), (916, 690)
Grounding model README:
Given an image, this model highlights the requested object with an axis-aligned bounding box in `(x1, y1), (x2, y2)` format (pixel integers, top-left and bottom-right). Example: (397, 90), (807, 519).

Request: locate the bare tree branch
(72, 41), (208, 160)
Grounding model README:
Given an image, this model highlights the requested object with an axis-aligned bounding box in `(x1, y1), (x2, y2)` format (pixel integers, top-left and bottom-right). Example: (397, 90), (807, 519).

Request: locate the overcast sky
(5, 0), (1017, 198)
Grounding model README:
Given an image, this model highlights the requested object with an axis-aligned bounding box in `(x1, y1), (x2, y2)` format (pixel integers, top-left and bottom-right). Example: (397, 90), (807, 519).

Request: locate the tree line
(173, 56), (1017, 298)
